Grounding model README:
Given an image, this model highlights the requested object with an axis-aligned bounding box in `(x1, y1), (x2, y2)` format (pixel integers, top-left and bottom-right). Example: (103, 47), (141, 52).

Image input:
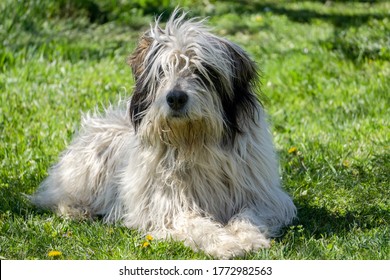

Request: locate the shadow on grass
(280, 150), (389, 239)
(221, 0), (387, 28)
(217, 0), (389, 62)
(0, 177), (39, 217)
(293, 202), (389, 239)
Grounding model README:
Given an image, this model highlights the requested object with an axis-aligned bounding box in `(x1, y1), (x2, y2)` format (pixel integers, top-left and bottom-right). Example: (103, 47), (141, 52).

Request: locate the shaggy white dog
(32, 10), (296, 259)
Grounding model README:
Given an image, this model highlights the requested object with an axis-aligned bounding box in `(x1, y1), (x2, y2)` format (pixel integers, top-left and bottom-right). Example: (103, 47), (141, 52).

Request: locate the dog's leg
(162, 212), (268, 259)
(225, 210), (271, 255)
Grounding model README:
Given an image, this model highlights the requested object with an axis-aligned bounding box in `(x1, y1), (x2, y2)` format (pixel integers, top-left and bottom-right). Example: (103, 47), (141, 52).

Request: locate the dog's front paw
(199, 229), (269, 259)
(225, 219), (271, 254)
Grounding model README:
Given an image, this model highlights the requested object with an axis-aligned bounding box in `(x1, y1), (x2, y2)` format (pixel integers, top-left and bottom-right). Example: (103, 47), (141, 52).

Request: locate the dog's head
(128, 10), (259, 149)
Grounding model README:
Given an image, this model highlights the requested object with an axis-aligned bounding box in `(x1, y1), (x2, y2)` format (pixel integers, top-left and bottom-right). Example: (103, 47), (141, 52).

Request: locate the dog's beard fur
(31, 9), (296, 259)
(138, 79), (224, 147)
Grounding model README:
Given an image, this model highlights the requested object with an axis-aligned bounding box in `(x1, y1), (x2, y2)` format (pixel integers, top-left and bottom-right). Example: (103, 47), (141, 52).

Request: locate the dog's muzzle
(166, 89), (188, 114)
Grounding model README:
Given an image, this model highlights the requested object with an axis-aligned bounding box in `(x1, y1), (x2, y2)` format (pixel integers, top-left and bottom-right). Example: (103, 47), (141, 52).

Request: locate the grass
(0, 0), (389, 260)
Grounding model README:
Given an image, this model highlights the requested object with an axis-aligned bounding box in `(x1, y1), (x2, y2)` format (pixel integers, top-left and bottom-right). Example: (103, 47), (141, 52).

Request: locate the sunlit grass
(1, 0), (388, 260)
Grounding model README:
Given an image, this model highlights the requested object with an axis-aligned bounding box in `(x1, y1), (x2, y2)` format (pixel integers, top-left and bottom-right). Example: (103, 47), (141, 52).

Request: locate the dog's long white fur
(32, 10), (296, 259)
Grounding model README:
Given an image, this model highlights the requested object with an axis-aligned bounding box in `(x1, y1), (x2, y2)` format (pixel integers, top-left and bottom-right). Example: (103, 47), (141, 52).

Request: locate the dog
(32, 10), (296, 259)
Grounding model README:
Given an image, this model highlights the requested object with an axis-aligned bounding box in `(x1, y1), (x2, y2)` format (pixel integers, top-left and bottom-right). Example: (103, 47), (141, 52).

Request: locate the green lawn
(1, 0), (389, 260)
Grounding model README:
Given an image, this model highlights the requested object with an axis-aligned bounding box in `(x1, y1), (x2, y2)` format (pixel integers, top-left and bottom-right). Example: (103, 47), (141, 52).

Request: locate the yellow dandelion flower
(254, 15), (263, 23)
(142, 242), (150, 248)
(48, 250), (62, 257)
(342, 160), (350, 168)
(288, 146), (298, 154)
(145, 234), (153, 241)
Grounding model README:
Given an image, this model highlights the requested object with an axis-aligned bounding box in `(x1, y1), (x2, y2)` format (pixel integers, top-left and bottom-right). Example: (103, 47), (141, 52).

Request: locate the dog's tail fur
(31, 106), (132, 222)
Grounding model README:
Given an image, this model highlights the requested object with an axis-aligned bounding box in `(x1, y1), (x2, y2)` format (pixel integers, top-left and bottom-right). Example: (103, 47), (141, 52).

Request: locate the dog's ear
(127, 33), (153, 80)
(128, 33), (153, 131)
(223, 40), (259, 92)
(218, 39), (260, 142)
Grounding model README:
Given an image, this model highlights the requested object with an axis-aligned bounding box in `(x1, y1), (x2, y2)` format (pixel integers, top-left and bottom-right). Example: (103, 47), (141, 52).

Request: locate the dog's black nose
(166, 90), (188, 111)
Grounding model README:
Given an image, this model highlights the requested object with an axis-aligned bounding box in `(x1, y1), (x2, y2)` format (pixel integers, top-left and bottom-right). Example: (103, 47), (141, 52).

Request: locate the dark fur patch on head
(128, 34), (154, 130)
(219, 40), (259, 142)
(128, 34), (153, 79)
(129, 77), (152, 131)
